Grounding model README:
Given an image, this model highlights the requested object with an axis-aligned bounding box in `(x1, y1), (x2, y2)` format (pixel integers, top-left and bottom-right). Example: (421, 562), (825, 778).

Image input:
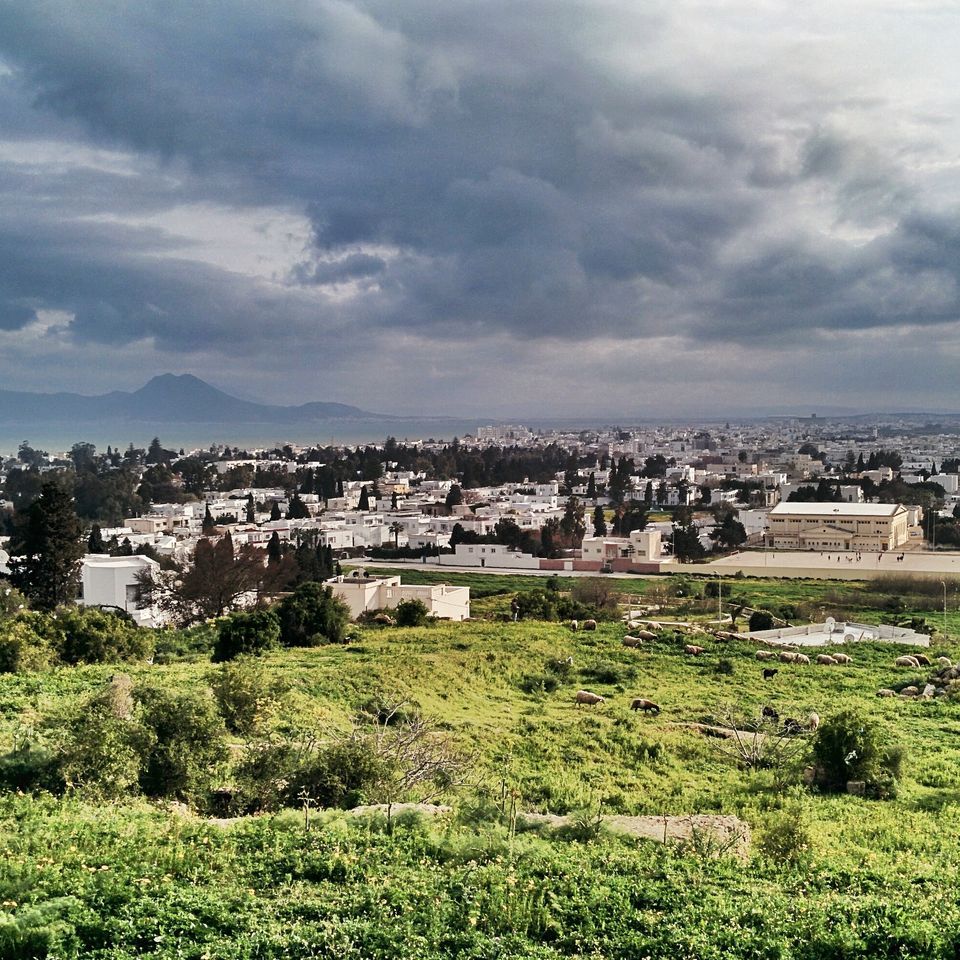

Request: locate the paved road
(349, 550), (960, 582)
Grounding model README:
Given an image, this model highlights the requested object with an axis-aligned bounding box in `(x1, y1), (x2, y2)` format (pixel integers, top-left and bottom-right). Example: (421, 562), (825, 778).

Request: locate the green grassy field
(6, 574), (960, 957)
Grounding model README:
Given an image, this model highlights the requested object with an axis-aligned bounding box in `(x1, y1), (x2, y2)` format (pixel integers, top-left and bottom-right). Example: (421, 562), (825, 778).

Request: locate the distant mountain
(0, 374), (388, 426)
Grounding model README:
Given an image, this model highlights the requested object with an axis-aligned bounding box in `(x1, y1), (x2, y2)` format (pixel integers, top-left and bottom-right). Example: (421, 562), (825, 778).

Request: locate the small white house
(326, 571), (470, 621)
(80, 554), (164, 627)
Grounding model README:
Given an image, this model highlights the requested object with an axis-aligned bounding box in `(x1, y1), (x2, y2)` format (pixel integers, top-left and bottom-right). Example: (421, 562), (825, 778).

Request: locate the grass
(6, 574), (960, 956)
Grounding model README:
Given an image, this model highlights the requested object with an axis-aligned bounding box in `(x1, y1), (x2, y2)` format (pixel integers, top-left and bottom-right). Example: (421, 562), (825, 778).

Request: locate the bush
(514, 589), (557, 621)
(52, 606), (153, 665)
(0, 616), (54, 673)
(758, 806), (812, 866)
(394, 598), (429, 627)
(811, 710), (904, 798)
(518, 673), (560, 694)
(714, 658), (735, 675)
(580, 658), (636, 685)
(135, 684), (229, 802)
(213, 609), (280, 662)
(210, 657), (279, 735)
(748, 610), (775, 632)
(276, 582), (350, 646)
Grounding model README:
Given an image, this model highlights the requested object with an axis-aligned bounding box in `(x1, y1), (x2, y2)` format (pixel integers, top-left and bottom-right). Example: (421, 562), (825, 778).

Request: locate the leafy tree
(53, 607), (152, 665)
(213, 609), (281, 662)
(394, 598), (429, 627)
(710, 513), (748, 551)
(748, 610), (775, 632)
(670, 515), (705, 562)
(276, 582), (350, 646)
(9, 480), (84, 611)
(445, 484), (463, 508)
(69, 442), (97, 473)
(560, 496), (586, 545)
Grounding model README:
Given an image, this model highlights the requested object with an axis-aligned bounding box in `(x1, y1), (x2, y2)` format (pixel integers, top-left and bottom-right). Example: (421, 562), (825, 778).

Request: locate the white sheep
(815, 654), (837, 666)
(755, 650), (777, 661)
(575, 690), (605, 707)
(895, 655), (921, 668)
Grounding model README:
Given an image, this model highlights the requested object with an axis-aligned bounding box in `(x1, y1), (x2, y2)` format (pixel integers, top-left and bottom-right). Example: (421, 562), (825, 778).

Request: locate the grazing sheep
(684, 644), (705, 655)
(761, 705), (779, 722)
(778, 651), (799, 663)
(622, 635), (644, 648)
(794, 654), (811, 665)
(807, 712), (820, 732)
(762, 668), (778, 681)
(937, 657), (952, 668)
(876, 688), (896, 697)
(895, 655), (921, 668)
(816, 654), (837, 666)
(755, 650), (777, 662)
(630, 698), (661, 714)
(899, 686), (920, 698)
(913, 654), (931, 666)
(783, 717), (803, 735)
(575, 690), (605, 707)
(647, 621), (663, 631)
(569, 620), (579, 632)
(832, 653), (853, 665)
(582, 619), (598, 631)
(636, 630), (657, 641)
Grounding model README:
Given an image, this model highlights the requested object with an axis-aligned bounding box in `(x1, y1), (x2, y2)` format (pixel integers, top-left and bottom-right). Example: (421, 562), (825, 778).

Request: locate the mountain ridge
(0, 374), (392, 425)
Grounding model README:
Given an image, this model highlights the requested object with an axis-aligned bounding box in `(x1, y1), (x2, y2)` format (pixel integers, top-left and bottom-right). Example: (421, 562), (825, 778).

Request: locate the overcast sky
(0, 0), (958, 418)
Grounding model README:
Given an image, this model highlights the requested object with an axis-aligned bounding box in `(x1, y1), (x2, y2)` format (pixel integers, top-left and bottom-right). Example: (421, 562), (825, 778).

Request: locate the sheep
(895, 655), (921, 668)
(647, 621), (663, 631)
(755, 650), (777, 662)
(782, 717), (803, 735)
(762, 668), (778, 681)
(575, 690), (605, 707)
(582, 619), (598, 631)
(807, 712), (820, 732)
(761, 705), (779, 722)
(794, 654), (811, 665)
(913, 654), (931, 666)
(937, 656), (953, 668)
(876, 688), (896, 697)
(636, 629), (657, 641)
(778, 651), (799, 663)
(622, 635), (644, 648)
(899, 686), (920, 698)
(569, 620), (579, 632)
(684, 644), (705, 655)
(832, 653), (853, 665)
(816, 654), (837, 666)
(630, 698), (661, 714)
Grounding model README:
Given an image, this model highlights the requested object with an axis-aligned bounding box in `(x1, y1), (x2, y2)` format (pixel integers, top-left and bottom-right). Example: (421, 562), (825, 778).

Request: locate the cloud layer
(0, 0), (959, 416)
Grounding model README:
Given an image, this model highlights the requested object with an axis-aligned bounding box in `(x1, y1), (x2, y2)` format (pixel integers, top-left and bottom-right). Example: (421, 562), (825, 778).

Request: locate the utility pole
(941, 580), (948, 639)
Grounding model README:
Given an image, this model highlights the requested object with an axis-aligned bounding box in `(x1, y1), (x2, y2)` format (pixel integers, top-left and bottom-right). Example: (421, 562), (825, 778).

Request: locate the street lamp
(941, 580), (948, 639)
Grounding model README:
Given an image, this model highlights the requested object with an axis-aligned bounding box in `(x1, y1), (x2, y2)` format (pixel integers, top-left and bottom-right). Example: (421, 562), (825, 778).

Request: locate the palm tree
(389, 521), (403, 549)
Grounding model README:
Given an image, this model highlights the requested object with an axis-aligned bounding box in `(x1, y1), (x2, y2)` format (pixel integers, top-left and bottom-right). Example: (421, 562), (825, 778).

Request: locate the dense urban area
(6, 415), (960, 957)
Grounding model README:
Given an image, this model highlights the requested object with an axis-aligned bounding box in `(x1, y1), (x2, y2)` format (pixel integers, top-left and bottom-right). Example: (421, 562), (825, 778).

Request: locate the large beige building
(767, 502), (910, 552)
(326, 571), (470, 621)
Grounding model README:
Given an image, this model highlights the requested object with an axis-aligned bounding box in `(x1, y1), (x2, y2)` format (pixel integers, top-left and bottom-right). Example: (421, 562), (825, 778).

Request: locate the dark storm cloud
(0, 0), (958, 409)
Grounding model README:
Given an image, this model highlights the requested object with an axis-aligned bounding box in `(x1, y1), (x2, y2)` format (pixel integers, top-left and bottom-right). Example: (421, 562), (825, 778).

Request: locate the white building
(79, 554), (164, 627)
(438, 542), (540, 568)
(326, 571), (470, 621)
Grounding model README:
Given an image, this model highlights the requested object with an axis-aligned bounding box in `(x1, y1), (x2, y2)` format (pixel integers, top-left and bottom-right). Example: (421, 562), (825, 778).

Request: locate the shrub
(52, 606), (153, 665)
(135, 685), (229, 802)
(758, 806), (812, 866)
(518, 673), (560, 694)
(714, 658), (735, 675)
(276, 582), (350, 646)
(514, 589), (557, 621)
(748, 610), (775, 632)
(210, 657), (279, 735)
(213, 609), (280, 662)
(0, 616), (54, 673)
(394, 598), (429, 627)
(580, 658), (636, 685)
(811, 710), (904, 798)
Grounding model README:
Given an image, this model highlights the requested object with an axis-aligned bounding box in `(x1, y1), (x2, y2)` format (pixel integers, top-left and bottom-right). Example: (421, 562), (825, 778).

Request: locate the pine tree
(88, 523), (106, 553)
(587, 472), (596, 499)
(267, 531), (282, 566)
(245, 494), (256, 524)
(9, 480), (84, 610)
(592, 505), (607, 536)
(203, 503), (216, 533)
(358, 486), (370, 511)
(270, 501), (282, 522)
